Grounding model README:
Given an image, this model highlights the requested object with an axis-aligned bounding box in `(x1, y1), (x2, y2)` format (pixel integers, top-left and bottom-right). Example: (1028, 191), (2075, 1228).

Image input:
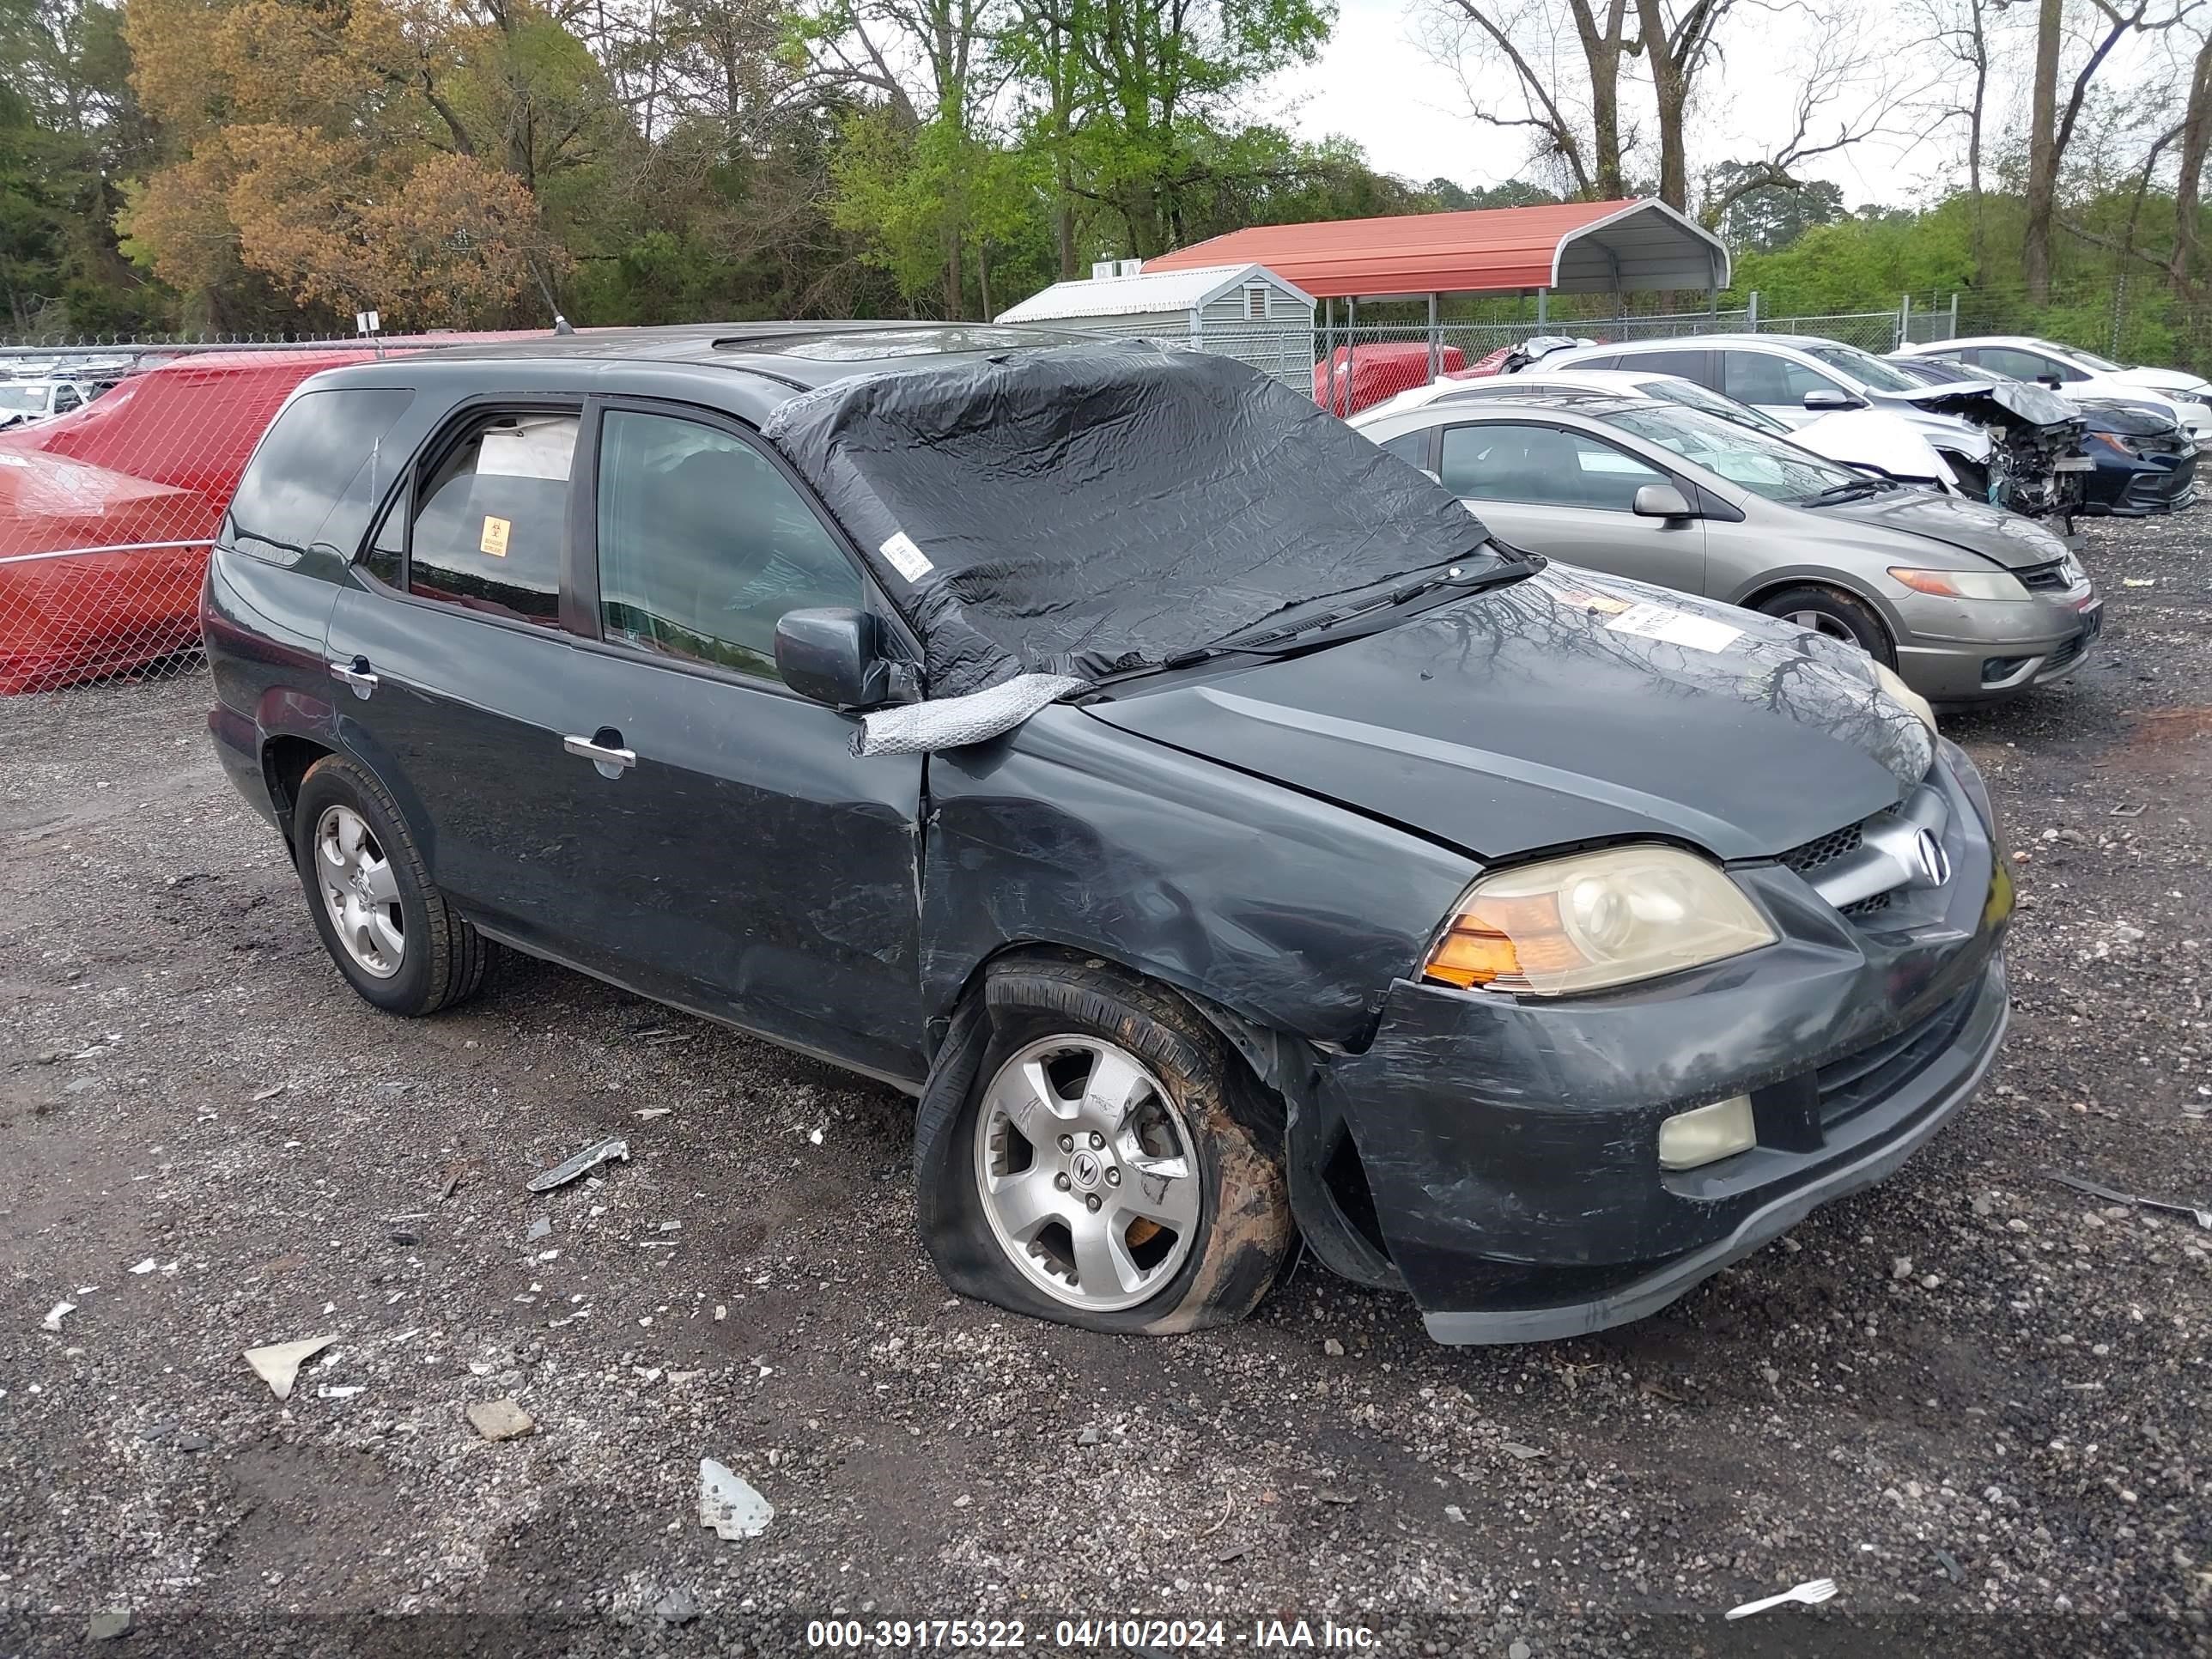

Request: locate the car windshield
(1630, 376), (1790, 434)
(1803, 345), (1922, 392)
(0, 385), (50, 412)
(2056, 343), (2124, 372)
(1605, 404), (1867, 502)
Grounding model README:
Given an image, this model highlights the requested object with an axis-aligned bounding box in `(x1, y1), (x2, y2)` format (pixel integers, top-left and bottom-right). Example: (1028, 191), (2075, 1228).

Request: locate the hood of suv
(1086, 569), (1934, 864)
(1812, 487), (2073, 570)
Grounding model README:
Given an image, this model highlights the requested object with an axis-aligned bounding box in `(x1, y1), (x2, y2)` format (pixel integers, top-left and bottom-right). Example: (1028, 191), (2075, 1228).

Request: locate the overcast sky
(1267, 0), (1980, 210)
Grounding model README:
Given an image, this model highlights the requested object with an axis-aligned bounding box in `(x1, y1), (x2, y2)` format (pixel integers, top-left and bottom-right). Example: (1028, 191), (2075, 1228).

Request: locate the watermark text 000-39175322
(803, 1616), (1382, 1650)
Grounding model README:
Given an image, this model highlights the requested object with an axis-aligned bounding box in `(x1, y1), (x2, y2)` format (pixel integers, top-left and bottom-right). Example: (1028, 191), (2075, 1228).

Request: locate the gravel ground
(3, 515), (2209, 1659)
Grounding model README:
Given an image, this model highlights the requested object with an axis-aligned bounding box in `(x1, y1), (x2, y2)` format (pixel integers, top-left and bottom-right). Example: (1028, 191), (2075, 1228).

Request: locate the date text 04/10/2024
(803, 1619), (1381, 1650)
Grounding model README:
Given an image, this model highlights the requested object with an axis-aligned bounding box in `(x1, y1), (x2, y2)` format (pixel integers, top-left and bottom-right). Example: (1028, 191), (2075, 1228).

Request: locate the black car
(1882, 353), (2196, 516)
(203, 326), (2013, 1345)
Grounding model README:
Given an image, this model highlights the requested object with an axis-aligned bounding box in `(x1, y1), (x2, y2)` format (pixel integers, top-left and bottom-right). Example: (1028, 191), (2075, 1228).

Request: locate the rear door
(323, 401), (610, 959)
(1437, 418), (1710, 597)
(555, 400), (928, 1082)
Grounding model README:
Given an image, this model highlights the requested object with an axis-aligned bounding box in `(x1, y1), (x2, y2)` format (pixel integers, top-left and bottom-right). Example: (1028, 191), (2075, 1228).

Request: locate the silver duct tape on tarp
(851, 673), (1086, 757)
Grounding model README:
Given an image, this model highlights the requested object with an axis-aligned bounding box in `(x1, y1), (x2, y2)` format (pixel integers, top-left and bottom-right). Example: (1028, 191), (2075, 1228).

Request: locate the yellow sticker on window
(479, 515), (511, 557)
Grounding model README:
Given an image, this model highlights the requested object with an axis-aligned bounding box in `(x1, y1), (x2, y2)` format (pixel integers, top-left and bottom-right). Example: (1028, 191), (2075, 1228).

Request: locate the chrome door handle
(563, 734), (636, 776)
(329, 659), (378, 699)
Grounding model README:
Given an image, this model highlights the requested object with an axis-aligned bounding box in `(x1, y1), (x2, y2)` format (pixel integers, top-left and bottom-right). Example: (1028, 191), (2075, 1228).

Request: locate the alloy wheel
(973, 1035), (1200, 1312)
(1785, 608), (1867, 650)
(313, 804), (404, 979)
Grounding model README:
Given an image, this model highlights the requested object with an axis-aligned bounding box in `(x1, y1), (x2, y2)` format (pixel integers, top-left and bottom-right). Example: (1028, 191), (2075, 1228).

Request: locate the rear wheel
(1754, 583), (1896, 665)
(915, 960), (1292, 1335)
(291, 755), (493, 1017)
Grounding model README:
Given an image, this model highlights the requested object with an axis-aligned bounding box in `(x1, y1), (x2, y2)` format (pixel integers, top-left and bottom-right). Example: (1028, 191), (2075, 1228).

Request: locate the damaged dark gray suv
(204, 326), (2013, 1345)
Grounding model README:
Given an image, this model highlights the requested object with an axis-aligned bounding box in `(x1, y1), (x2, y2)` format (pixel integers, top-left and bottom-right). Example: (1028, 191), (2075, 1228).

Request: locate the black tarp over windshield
(761, 342), (1498, 698)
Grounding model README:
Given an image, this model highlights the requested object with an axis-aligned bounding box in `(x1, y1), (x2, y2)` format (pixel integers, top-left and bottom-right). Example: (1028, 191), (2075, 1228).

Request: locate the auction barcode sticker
(1605, 602), (1741, 653)
(879, 531), (933, 582)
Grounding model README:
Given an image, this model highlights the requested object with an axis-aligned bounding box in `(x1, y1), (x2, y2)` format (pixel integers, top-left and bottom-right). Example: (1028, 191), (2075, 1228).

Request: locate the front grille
(1840, 890), (1892, 919)
(2045, 630), (2089, 671)
(1814, 985), (1979, 1128)
(1780, 821), (1865, 875)
(2017, 559), (2069, 592)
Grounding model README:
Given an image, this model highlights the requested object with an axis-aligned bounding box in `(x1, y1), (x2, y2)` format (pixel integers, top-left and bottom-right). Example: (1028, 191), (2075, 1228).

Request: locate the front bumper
(2075, 451), (2197, 516)
(1312, 746), (2013, 1344)
(1891, 591), (2098, 704)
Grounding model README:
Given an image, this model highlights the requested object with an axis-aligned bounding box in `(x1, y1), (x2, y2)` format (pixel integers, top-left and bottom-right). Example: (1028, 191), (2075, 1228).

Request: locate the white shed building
(994, 262), (1316, 386)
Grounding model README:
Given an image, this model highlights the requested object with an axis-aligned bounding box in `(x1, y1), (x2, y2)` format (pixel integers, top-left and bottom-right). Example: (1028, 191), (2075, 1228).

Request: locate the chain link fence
(0, 338), (408, 698)
(0, 290), (2172, 701)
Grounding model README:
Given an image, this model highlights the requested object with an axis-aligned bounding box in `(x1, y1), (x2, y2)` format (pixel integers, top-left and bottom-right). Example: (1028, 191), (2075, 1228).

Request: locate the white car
(1364, 367), (1960, 493)
(1898, 336), (2212, 447)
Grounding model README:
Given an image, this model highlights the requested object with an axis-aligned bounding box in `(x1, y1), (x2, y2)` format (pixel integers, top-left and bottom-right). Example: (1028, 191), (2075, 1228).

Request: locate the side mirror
(1802, 388), (1863, 412)
(2037, 374), (2063, 390)
(1632, 483), (1696, 520)
(774, 607), (913, 709)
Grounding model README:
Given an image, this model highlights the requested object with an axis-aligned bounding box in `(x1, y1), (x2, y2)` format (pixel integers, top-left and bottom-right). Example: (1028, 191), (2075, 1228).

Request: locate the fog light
(1658, 1095), (1757, 1170)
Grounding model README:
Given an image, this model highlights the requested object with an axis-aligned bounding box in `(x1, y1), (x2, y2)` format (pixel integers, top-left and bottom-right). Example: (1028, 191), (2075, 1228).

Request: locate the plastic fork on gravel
(1724, 1579), (1838, 1620)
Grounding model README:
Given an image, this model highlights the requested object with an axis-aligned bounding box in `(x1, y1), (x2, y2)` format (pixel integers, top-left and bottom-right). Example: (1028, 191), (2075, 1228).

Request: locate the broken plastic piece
(41, 1300), (75, 1332)
(699, 1458), (775, 1539)
(243, 1335), (336, 1401)
(527, 1137), (630, 1192)
(2047, 1170), (2212, 1230)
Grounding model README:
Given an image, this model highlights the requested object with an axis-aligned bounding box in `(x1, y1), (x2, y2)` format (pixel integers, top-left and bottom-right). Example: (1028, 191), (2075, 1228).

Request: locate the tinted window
(1720, 349), (1840, 405)
(1376, 428), (1431, 468)
(409, 411), (577, 626)
(1439, 422), (1665, 510)
(53, 384), (82, 412)
(227, 387), (416, 565)
(594, 410), (861, 681)
(363, 489), (405, 590)
(1613, 348), (1707, 382)
(1572, 355), (1620, 372)
(1979, 345), (2081, 383)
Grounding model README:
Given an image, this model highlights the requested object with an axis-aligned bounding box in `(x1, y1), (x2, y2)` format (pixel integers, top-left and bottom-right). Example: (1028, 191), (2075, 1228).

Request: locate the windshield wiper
(1800, 478), (1892, 507)
(1152, 555), (1540, 671)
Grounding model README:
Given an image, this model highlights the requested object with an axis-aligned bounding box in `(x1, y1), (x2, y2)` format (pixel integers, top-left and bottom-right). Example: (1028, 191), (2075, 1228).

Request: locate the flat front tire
(915, 959), (1292, 1336)
(291, 755), (492, 1017)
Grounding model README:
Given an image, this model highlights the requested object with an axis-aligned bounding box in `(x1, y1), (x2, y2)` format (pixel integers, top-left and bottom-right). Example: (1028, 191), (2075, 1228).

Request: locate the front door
(1717, 348), (1849, 428)
(1438, 419), (1711, 599)
(557, 402), (928, 1083)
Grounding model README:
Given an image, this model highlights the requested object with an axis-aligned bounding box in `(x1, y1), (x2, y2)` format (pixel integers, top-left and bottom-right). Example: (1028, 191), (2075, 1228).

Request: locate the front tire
(915, 959), (1291, 1335)
(292, 755), (493, 1017)
(1754, 583), (1897, 665)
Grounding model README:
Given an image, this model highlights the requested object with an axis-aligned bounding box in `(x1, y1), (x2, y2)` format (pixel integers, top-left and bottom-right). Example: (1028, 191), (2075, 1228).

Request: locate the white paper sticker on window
(477, 416), (578, 481)
(879, 531), (933, 582)
(1605, 602), (1742, 653)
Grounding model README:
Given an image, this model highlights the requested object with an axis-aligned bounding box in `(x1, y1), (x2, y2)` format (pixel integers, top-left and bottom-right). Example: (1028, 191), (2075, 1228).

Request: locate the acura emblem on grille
(1911, 828), (1951, 888)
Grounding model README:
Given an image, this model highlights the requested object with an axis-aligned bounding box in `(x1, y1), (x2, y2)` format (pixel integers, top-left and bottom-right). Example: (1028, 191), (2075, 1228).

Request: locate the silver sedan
(1352, 388), (2100, 706)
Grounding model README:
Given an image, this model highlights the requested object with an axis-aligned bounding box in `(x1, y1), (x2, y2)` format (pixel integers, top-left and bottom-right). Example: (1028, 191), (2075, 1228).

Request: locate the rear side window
(408, 412), (579, 627)
(227, 387), (416, 564)
(1376, 428), (1432, 469)
(1615, 347), (1707, 382)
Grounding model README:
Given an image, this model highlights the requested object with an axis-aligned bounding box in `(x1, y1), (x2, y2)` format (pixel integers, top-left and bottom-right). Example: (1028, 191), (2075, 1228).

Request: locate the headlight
(1887, 566), (2031, 603)
(1870, 659), (1937, 735)
(2087, 430), (2139, 458)
(1422, 844), (1777, 995)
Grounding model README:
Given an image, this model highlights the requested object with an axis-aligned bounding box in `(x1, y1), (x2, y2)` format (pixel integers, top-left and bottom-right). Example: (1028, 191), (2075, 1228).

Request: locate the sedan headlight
(1870, 659), (1937, 735)
(1887, 566), (2031, 603)
(1422, 845), (1776, 995)
(2087, 430), (2140, 458)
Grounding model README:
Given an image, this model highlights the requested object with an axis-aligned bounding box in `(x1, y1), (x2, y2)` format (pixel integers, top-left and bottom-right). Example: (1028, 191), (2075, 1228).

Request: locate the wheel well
(1740, 575), (1885, 623)
(262, 735), (331, 842)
